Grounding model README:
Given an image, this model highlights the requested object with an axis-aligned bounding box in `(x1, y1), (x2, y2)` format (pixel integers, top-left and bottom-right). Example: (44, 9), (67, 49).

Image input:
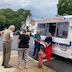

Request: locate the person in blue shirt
(33, 31), (41, 57)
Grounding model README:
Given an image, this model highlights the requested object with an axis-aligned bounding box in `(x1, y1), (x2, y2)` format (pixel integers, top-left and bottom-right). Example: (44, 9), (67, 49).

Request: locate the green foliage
(12, 18), (21, 30)
(0, 8), (31, 30)
(25, 10), (32, 19)
(0, 15), (7, 26)
(57, 0), (72, 15)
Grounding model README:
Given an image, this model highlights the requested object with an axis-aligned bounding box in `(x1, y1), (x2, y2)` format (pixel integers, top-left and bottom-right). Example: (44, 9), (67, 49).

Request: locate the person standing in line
(44, 32), (52, 60)
(2, 25), (15, 68)
(33, 31), (41, 57)
(17, 29), (30, 69)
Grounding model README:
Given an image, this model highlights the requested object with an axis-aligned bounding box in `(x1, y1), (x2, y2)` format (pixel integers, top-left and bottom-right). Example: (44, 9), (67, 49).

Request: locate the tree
(0, 9), (5, 15)
(0, 8), (32, 30)
(18, 14), (25, 21)
(24, 10), (32, 19)
(57, 0), (72, 15)
(0, 15), (7, 30)
(11, 18), (22, 30)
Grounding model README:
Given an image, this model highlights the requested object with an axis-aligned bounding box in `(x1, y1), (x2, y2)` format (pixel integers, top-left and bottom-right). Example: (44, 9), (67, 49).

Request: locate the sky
(0, 0), (58, 18)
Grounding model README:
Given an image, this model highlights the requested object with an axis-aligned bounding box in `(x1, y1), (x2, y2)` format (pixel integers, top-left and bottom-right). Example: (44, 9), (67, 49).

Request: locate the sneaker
(2, 63), (4, 66)
(18, 64), (21, 69)
(25, 66), (28, 69)
(4, 65), (12, 68)
(25, 64), (28, 69)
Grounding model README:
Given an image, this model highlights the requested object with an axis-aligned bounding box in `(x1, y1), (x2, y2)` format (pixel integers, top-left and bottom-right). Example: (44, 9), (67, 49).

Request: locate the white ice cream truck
(33, 15), (72, 59)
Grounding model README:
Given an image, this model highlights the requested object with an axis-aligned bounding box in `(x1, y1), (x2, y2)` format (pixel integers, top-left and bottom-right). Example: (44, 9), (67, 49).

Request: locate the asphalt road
(0, 35), (72, 72)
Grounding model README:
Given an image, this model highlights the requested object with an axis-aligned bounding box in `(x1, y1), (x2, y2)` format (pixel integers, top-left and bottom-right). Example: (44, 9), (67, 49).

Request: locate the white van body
(33, 15), (72, 59)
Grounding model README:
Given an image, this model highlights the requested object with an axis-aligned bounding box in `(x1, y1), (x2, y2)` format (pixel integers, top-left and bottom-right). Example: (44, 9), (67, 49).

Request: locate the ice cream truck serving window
(37, 22), (69, 38)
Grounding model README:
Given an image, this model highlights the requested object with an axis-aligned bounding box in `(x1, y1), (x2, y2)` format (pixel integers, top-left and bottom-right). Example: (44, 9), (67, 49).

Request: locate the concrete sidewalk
(0, 51), (55, 72)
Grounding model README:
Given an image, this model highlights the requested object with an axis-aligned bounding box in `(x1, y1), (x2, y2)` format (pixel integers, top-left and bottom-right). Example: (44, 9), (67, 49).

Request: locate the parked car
(14, 30), (20, 35)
